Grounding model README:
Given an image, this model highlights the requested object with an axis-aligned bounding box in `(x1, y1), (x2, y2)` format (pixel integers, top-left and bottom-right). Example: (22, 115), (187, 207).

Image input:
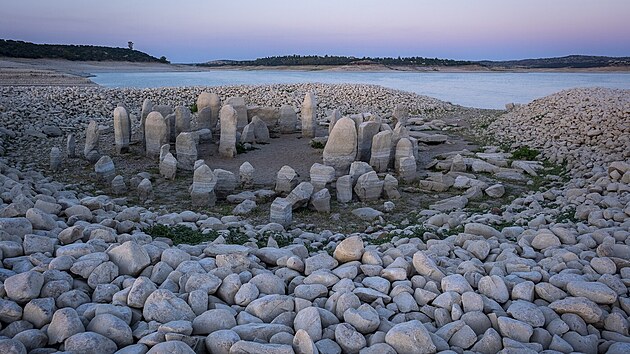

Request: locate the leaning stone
(94, 155), (116, 183)
(251, 116), (270, 143)
(286, 182), (314, 209)
(225, 97), (248, 129)
(241, 123), (256, 144)
(323, 117), (357, 175)
(270, 198), (292, 227)
(301, 92), (317, 138)
(49, 147), (62, 171)
(114, 106), (131, 153)
(176, 132), (198, 171)
(219, 105), (238, 158)
(159, 153), (177, 180)
(84, 120), (99, 159)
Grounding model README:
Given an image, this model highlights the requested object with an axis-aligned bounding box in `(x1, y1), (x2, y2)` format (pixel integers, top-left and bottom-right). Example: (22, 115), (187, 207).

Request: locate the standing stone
(191, 165), (217, 207)
(225, 97), (248, 129)
(164, 112), (176, 142)
(176, 132), (198, 171)
(328, 109), (342, 135)
(392, 104), (408, 126)
(239, 162), (255, 189)
(84, 120), (99, 159)
(395, 138), (414, 170)
(336, 175), (353, 203)
(114, 106), (131, 154)
(219, 105), (238, 158)
(301, 92), (317, 138)
(390, 124), (409, 166)
(175, 106), (191, 135)
(153, 104), (174, 120)
(145, 112), (168, 158)
(383, 174), (401, 199)
(111, 175), (126, 195)
(241, 123), (256, 144)
(251, 116), (270, 143)
(398, 157), (417, 182)
(50, 147), (62, 171)
(279, 105), (298, 133)
(160, 144), (170, 162)
(310, 163), (336, 191)
(370, 130), (392, 173)
(95, 156), (116, 183)
(214, 169), (237, 199)
(160, 153), (177, 180)
(323, 117), (358, 175)
(140, 98), (153, 147)
(270, 198), (292, 227)
(276, 165), (298, 195)
(197, 92), (221, 130)
(354, 171), (383, 202)
(66, 134), (76, 158)
(137, 178), (152, 203)
(357, 121), (380, 162)
(287, 182), (314, 210)
(450, 154), (466, 172)
(310, 188), (331, 213)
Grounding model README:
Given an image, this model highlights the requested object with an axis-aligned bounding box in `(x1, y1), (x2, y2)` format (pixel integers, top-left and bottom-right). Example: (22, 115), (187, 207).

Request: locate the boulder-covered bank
(0, 85), (629, 354)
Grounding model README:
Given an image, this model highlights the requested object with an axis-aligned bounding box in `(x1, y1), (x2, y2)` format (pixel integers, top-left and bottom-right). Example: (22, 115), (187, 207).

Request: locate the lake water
(91, 70), (630, 109)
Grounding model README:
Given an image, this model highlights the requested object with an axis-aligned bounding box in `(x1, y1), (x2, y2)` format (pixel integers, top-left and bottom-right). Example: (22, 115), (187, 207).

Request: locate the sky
(1, 0), (629, 63)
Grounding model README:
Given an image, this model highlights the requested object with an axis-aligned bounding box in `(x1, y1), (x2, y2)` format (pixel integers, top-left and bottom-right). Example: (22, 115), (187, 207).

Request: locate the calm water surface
(91, 71), (630, 109)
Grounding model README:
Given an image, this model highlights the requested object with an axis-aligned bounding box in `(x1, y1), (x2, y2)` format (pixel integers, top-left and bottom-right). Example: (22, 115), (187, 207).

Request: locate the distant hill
(203, 55), (473, 67)
(478, 55), (630, 69)
(203, 54), (630, 69)
(0, 39), (168, 63)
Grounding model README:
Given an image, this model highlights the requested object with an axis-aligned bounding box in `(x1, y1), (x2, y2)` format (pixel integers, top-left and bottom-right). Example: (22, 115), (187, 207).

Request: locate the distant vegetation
(203, 54), (630, 69)
(0, 39), (168, 63)
(203, 55), (474, 67)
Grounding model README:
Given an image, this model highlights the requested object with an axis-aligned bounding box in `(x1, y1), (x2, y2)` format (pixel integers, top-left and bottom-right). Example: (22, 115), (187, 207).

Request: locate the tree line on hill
(0, 39), (168, 63)
(203, 55), (473, 67)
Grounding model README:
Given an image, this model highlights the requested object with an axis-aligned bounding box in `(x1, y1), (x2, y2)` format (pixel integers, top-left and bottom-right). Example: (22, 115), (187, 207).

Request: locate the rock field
(0, 84), (629, 354)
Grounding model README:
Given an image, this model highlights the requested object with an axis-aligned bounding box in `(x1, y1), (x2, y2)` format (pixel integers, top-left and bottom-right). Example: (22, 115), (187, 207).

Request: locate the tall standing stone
(395, 138), (416, 182)
(395, 138), (414, 171)
(50, 147), (62, 171)
(328, 109), (342, 135)
(164, 113), (176, 142)
(301, 92), (317, 138)
(95, 156), (116, 183)
(174, 106), (192, 137)
(197, 92), (221, 130)
(279, 105), (297, 134)
(357, 121), (380, 162)
(113, 106), (131, 154)
(390, 124), (409, 167)
(276, 165), (298, 195)
(145, 112), (168, 159)
(140, 99), (153, 147)
(160, 153), (177, 180)
(225, 97), (248, 129)
(191, 165), (217, 207)
(323, 117), (357, 175)
(392, 104), (409, 126)
(270, 198), (292, 227)
(66, 134), (76, 158)
(239, 162), (255, 189)
(84, 120), (99, 159)
(219, 105), (238, 158)
(370, 130), (392, 173)
(175, 132), (198, 171)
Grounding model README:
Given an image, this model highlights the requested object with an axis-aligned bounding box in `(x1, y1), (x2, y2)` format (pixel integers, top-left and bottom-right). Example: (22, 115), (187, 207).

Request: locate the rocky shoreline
(0, 84), (629, 354)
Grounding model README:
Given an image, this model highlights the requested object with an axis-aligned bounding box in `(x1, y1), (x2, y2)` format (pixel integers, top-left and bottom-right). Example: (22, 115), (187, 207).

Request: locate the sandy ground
(1, 57), (628, 86)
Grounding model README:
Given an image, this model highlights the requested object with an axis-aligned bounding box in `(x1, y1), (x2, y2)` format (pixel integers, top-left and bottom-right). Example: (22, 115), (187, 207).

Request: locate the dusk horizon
(2, 0), (629, 63)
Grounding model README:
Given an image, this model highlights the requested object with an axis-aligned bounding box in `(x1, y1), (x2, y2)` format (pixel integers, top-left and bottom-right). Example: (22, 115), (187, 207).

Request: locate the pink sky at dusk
(1, 0), (628, 63)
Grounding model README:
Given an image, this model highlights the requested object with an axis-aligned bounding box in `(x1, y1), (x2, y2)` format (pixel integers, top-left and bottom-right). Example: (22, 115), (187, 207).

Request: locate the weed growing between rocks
(143, 224), (218, 245)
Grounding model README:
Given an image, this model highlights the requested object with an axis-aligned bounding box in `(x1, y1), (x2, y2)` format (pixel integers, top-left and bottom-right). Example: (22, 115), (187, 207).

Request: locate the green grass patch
(310, 140), (325, 149)
(190, 103), (198, 113)
(236, 143), (259, 154)
(511, 146), (540, 160)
